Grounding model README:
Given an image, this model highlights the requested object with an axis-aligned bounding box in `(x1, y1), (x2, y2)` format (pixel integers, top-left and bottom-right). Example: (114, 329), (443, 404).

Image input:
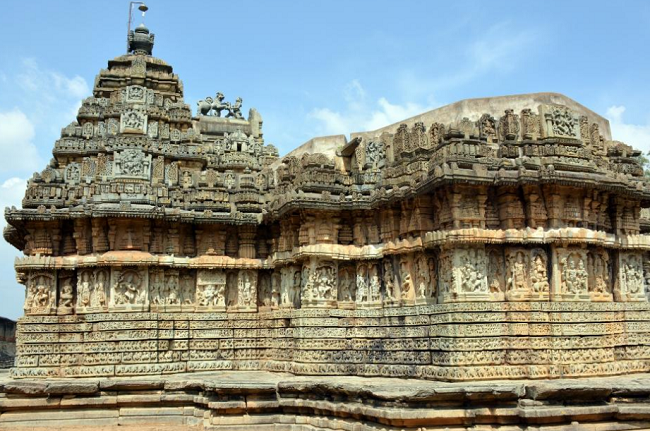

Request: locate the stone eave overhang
(14, 253), (272, 272)
(13, 228), (650, 274)
(4, 206), (261, 229)
(265, 168), (650, 219)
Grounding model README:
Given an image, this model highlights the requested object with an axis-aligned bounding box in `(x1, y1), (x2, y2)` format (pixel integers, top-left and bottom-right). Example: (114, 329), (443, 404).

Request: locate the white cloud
(397, 23), (540, 100)
(13, 59), (89, 132)
(310, 80), (435, 136)
(0, 177), (27, 321)
(17, 58), (90, 103)
(0, 59), (91, 177)
(606, 105), (650, 154)
(0, 177), (27, 224)
(0, 109), (42, 174)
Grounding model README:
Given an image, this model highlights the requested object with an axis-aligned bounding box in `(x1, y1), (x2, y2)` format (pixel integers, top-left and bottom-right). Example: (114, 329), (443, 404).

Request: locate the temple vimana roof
(5, 21), (650, 388)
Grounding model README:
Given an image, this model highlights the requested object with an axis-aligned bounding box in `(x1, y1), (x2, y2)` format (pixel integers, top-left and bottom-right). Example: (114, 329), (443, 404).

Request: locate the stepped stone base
(3, 370), (650, 430)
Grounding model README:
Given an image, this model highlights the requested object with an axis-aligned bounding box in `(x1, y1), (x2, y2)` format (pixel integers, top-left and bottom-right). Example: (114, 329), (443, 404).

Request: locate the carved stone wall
(6, 26), (650, 381)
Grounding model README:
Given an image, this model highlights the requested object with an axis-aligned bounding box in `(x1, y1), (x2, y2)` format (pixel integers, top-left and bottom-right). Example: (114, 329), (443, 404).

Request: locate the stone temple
(3, 21), (650, 431)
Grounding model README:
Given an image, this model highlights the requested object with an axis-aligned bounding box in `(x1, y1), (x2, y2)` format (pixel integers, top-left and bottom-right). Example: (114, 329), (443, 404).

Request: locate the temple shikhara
(4, 18), (650, 431)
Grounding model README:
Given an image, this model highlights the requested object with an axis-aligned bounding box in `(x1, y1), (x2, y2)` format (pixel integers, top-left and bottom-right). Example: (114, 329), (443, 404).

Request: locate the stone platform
(3, 370), (650, 430)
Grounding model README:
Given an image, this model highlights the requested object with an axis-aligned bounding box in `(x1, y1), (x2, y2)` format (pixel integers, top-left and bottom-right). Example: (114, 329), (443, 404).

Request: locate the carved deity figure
(530, 253), (549, 293)
(415, 255), (429, 299)
(487, 251), (504, 294)
(622, 256), (644, 295)
(314, 263), (336, 301)
(290, 270), (300, 306)
(561, 253), (588, 295)
(165, 274), (180, 305)
(590, 252), (610, 294)
(365, 140), (385, 169)
(383, 259), (397, 301)
(119, 149), (147, 177)
(271, 272), (281, 307)
(369, 263), (381, 302)
(77, 271), (92, 308)
(550, 106), (577, 137)
(338, 266), (354, 302)
(36, 284), (50, 307)
(197, 270), (226, 307)
(427, 257), (437, 298)
(149, 270), (164, 305)
(181, 274), (194, 305)
(398, 259), (412, 301)
(59, 278), (74, 309)
(356, 264), (368, 303)
(26, 274), (54, 312)
(93, 270), (108, 307)
(507, 251), (528, 293)
(458, 250), (486, 293)
(237, 271), (255, 307)
(438, 253), (453, 294)
(301, 265), (313, 301)
(114, 270), (142, 305)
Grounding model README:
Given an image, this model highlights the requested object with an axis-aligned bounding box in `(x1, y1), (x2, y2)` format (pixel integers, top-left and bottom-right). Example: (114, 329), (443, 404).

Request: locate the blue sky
(0, 1), (649, 319)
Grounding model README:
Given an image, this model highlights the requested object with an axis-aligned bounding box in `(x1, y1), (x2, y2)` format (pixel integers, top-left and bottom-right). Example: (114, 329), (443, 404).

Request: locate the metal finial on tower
(126, 2), (150, 54)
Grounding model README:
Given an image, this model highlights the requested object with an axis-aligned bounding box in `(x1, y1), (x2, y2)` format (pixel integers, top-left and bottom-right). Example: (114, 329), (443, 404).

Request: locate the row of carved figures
(22, 248), (650, 315)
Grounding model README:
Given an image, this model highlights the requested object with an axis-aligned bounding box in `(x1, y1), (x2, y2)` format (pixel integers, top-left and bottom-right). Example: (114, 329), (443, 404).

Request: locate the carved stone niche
(109, 267), (149, 312)
(25, 271), (57, 315)
(382, 256), (399, 307)
(355, 261), (382, 308)
(57, 271), (76, 315)
(450, 185), (487, 229)
(270, 269), (281, 309)
(413, 252), (436, 305)
(76, 268), (109, 314)
(338, 263), (356, 308)
(552, 247), (590, 302)
(75, 269), (92, 312)
(496, 188), (526, 229)
(398, 253), (415, 305)
(280, 265), (301, 309)
(195, 225), (227, 256)
(614, 252), (647, 302)
(520, 108), (541, 140)
(539, 104), (581, 140)
(486, 247), (506, 301)
(112, 220), (148, 251)
(301, 258), (337, 308)
(120, 107), (148, 134)
(399, 197), (433, 237)
(257, 271), (273, 309)
(504, 247), (549, 302)
(195, 269), (226, 312)
(162, 269), (182, 312)
(228, 269), (257, 312)
(523, 186), (548, 229)
(587, 248), (613, 302)
(438, 246), (492, 303)
(113, 148), (152, 180)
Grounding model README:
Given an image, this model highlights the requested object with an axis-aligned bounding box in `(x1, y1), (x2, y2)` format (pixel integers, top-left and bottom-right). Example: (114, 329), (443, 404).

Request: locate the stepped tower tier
(5, 23), (650, 382)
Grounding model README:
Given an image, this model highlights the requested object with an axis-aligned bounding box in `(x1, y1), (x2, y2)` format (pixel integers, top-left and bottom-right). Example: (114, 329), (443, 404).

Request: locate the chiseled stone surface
(2, 370), (650, 429)
(4, 20), (650, 390)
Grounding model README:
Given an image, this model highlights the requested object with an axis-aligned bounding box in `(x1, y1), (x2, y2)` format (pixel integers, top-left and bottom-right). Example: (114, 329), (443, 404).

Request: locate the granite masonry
(4, 21), (650, 430)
